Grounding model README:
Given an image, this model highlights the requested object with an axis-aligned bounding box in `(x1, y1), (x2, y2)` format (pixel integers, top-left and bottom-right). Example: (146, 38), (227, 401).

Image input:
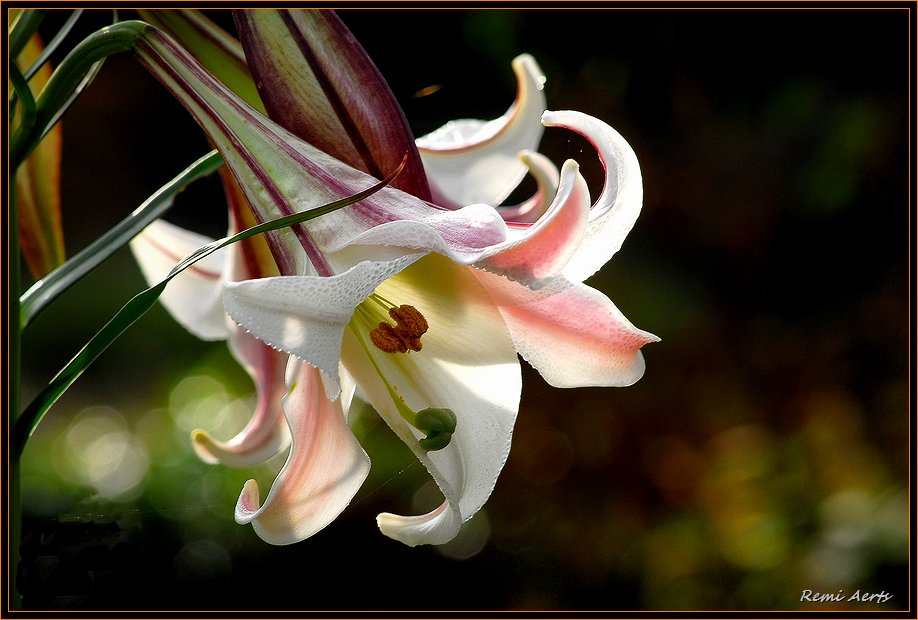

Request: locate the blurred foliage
(16, 8), (909, 611)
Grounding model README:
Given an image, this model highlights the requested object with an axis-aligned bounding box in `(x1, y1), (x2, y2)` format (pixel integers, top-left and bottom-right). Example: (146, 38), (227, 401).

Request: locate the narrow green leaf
(20, 151), (224, 328)
(13, 155), (406, 455)
(23, 10), (83, 82)
(11, 20), (147, 168)
(16, 29), (67, 280)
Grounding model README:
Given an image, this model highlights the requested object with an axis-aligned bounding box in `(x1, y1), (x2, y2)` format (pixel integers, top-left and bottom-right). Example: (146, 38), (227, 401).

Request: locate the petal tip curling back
(376, 500), (463, 547)
(191, 422), (291, 469)
(512, 53), (546, 91)
(235, 478), (262, 525)
(539, 109), (644, 283)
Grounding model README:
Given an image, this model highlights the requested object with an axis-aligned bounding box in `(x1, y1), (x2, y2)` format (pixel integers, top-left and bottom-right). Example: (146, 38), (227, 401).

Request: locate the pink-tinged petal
(541, 110), (644, 283)
(235, 361), (370, 545)
(342, 255), (520, 546)
(192, 330), (290, 467)
(234, 10), (431, 200)
(220, 168), (284, 279)
(222, 254), (424, 400)
(475, 159), (589, 288)
(417, 54), (547, 207)
(135, 26), (327, 276)
(129, 219), (230, 341)
(475, 270), (659, 388)
(496, 150), (560, 223)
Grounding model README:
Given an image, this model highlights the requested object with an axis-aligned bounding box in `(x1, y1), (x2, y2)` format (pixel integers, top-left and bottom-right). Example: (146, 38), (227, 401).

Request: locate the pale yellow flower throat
(350, 294), (455, 451)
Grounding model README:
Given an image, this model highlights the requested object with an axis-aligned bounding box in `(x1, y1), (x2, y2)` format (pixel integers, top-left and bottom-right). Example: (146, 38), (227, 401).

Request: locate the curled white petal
(417, 54), (547, 207)
(235, 361), (369, 545)
(377, 501), (460, 547)
(497, 150), (561, 223)
(541, 110), (644, 283)
(191, 331), (291, 467)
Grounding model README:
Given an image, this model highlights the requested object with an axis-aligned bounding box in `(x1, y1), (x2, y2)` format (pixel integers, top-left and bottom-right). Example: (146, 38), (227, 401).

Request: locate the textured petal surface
(343, 255), (520, 546)
(542, 110), (644, 283)
(235, 361), (370, 545)
(417, 55), (547, 207)
(475, 270), (659, 388)
(129, 219), (230, 340)
(316, 203), (510, 269)
(222, 254), (424, 400)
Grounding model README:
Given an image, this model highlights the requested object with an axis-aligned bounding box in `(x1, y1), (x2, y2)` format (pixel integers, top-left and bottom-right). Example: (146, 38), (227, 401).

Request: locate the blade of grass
(11, 20), (147, 168)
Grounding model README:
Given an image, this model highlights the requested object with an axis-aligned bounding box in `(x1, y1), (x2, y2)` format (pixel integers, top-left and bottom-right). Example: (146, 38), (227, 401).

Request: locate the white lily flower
(130, 10), (657, 546)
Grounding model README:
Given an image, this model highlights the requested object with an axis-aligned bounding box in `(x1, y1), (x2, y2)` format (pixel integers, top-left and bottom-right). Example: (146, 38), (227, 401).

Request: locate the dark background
(16, 6), (912, 611)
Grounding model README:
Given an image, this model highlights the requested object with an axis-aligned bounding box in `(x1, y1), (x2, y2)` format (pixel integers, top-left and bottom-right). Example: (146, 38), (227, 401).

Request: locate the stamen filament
(347, 322), (416, 424)
(367, 292), (397, 312)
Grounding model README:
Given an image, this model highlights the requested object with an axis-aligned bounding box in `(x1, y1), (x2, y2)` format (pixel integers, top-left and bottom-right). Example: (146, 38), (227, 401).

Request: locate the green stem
(8, 63), (37, 146)
(9, 9), (45, 58)
(10, 20), (148, 168)
(9, 172), (23, 609)
(347, 320), (418, 425)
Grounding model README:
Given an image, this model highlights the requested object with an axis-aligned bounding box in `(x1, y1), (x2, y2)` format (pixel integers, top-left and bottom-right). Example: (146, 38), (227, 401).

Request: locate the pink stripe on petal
(129, 219), (230, 341)
(235, 10), (431, 200)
